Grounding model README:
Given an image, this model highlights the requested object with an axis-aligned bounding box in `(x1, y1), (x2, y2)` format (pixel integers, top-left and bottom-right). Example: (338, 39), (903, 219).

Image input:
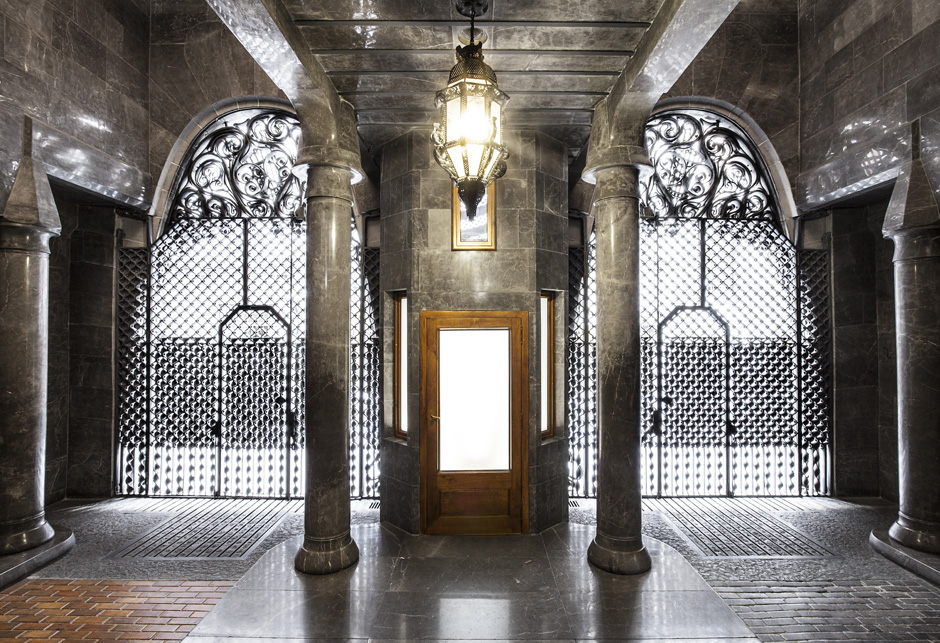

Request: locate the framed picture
(452, 183), (496, 250)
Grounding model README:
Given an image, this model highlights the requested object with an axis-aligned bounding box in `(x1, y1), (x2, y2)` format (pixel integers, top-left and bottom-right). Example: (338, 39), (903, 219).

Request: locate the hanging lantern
(431, 2), (509, 220)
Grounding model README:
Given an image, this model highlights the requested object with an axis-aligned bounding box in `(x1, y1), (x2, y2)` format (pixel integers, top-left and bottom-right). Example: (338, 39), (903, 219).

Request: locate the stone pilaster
(583, 156), (651, 575)
(0, 142), (62, 555)
(294, 162), (360, 574)
(882, 155), (940, 554)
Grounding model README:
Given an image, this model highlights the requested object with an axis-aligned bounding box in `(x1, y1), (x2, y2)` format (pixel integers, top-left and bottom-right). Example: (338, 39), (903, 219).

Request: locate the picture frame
(452, 183), (496, 250)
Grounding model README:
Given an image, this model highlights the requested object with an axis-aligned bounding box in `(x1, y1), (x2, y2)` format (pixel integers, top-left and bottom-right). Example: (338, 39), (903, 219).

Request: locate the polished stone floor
(186, 523), (757, 642)
(7, 497), (940, 642)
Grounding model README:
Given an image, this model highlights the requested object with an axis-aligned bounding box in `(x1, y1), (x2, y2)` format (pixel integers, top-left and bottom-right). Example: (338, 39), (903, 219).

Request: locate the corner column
(586, 163), (651, 574)
(295, 163), (360, 574)
(886, 224), (940, 553)
(0, 158), (60, 556)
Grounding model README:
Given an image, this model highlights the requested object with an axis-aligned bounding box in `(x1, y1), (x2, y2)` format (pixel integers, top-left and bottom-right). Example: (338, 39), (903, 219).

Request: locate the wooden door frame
(419, 310), (529, 534)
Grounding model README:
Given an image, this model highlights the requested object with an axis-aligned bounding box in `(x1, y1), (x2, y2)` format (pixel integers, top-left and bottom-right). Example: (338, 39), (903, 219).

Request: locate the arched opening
(568, 107), (832, 498)
(115, 107), (381, 499)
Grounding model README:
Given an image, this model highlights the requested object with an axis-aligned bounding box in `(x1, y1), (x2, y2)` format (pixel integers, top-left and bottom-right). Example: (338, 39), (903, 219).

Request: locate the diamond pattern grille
(570, 108), (833, 498)
(349, 222), (382, 499)
(117, 248), (150, 496)
(115, 108), (381, 500)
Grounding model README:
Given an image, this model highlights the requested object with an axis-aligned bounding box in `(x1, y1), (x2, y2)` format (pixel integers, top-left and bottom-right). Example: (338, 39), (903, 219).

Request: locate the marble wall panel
(830, 204), (898, 497)
(797, 0), (940, 209)
(45, 196), (78, 504)
(663, 0), (800, 186)
(66, 207), (116, 498)
(0, 0), (150, 213)
(148, 0), (286, 198)
(869, 205), (898, 503)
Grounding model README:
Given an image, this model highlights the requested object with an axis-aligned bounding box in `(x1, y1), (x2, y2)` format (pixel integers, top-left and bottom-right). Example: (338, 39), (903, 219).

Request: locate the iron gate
(116, 108), (381, 499)
(567, 108), (832, 498)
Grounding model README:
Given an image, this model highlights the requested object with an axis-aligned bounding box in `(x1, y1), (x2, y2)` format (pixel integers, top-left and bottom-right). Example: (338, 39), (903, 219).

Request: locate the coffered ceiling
(279, 0), (667, 157)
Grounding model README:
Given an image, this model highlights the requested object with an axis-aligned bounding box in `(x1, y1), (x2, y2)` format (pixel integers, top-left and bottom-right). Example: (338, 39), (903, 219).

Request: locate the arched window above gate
(116, 107), (382, 500)
(567, 106), (832, 500)
(168, 109), (305, 225)
(640, 109), (781, 228)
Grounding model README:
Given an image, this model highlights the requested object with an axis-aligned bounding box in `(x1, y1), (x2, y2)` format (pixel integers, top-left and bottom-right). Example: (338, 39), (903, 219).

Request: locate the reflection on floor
(3, 497), (940, 642)
(187, 525), (757, 642)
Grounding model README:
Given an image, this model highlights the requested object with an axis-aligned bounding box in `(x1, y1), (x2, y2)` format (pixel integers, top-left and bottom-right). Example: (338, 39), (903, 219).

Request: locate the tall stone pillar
(295, 163), (360, 574)
(882, 156), (940, 554)
(0, 150), (61, 556)
(585, 161), (651, 575)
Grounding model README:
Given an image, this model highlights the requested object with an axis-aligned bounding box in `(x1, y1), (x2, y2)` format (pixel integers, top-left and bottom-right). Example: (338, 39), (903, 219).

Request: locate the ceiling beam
(295, 19), (651, 28)
(205, 0), (345, 148)
(604, 0), (741, 143)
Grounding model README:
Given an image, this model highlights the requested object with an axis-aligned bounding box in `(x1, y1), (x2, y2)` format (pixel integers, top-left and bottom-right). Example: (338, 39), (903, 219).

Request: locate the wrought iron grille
(116, 108), (382, 499)
(567, 109), (832, 498)
(566, 233), (597, 497)
(349, 223), (382, 499)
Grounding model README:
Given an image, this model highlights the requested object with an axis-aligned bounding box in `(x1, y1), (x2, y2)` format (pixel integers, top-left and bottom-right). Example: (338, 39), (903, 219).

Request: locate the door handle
(430, 414), (440, 421)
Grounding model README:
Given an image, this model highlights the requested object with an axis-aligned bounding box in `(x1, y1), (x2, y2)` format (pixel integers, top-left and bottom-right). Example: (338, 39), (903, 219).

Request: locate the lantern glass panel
(492, 101), (502, 143)
(447, 147), (464, 178)
(466, 94), (487, 140)
(467, 143), (484, 177)
(446, 95), (462, 142)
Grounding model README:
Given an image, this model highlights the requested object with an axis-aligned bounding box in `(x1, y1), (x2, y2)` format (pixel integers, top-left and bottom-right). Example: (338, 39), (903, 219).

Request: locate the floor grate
(111, 499), (295, 559)
(655, 498), (835, 557)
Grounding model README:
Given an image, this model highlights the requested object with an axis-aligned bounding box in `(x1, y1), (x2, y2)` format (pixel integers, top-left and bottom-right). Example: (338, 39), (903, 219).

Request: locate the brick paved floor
(0, 579), (234, 641)
(712, 580), (940, 642)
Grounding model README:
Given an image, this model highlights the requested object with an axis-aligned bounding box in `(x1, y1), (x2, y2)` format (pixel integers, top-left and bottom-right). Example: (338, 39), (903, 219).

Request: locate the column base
(889, 514), (940, 555)
(294, 531), (359, 575)
(587, 531), (652, 575)
(0, 515), (55, 556)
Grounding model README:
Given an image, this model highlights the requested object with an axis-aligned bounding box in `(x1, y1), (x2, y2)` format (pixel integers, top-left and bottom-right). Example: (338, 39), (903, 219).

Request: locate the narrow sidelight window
(540, 292), (555, 438)
(394, 294), (408, 438)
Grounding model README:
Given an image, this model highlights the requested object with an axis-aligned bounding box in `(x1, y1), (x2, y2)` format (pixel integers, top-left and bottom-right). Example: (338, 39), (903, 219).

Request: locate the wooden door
(420, 311), (528, 534)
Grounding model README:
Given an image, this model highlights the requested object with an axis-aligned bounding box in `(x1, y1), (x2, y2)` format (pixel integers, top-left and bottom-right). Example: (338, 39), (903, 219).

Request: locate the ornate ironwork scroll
(116, 108), (382, 499)
(568, 108), (832, 498)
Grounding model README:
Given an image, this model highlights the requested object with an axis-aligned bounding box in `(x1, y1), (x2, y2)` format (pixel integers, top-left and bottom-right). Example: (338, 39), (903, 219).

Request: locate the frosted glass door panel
(438, 328), (511, 471)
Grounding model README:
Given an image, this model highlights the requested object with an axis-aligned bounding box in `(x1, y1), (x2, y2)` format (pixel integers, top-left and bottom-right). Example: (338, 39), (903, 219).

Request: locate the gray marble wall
(830, 202), (898, 498)
(0, 0), (150, 213)
(380, 128), (569, 533)
(798, 0), (940, 208)
(45, 197), (78, 504)
(665, 0), (800, 184)
(66, 208), (118, 497)
(148, 0), (286, 190)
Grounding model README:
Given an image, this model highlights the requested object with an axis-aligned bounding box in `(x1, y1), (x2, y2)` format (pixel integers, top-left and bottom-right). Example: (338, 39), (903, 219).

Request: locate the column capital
(883, 157), (940, 238)
(1, 127), (61, 237)
(303, 162), (354, 203)
(889, 226), (940, 263)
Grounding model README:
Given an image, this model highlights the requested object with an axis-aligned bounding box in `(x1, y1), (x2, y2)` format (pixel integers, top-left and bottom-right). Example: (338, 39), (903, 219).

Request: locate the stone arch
(650, 97), (799, 243)
(149, 96), (297, 240)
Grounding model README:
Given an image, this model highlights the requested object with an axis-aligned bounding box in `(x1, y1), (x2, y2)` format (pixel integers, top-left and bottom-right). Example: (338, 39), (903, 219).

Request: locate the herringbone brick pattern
(0, 579), (233, 641)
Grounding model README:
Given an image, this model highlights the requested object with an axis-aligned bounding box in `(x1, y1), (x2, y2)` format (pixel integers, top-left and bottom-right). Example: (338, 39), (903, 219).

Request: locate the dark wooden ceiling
(281, 0), (667, 157)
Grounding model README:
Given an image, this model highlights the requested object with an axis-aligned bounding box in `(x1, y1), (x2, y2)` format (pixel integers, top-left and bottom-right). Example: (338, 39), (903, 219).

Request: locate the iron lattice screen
(117, 220), (381, 499)
(116, 108), (381, 499)
(567, 109), (832, 498)
(567, 223), (832, 498)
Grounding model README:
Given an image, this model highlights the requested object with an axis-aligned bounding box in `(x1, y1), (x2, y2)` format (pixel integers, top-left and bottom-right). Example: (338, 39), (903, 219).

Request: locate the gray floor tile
(190, 587), (385, 639)
(387, 555), (556, 594)
(561, 588), (754, 640)
(371, 590), (573, 640)
(235, 538), (396, 592)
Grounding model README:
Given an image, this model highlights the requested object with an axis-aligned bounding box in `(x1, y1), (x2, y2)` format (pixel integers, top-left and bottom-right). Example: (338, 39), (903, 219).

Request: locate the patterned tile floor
(0, 579), (233, 641)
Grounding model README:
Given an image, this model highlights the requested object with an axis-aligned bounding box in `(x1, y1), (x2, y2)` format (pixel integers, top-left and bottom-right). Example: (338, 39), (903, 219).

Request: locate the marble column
(886, 224), (940, 554)
(586, 163), (651, 574)
(295, 163), (360, 574)
(0, 153), (61, 556)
